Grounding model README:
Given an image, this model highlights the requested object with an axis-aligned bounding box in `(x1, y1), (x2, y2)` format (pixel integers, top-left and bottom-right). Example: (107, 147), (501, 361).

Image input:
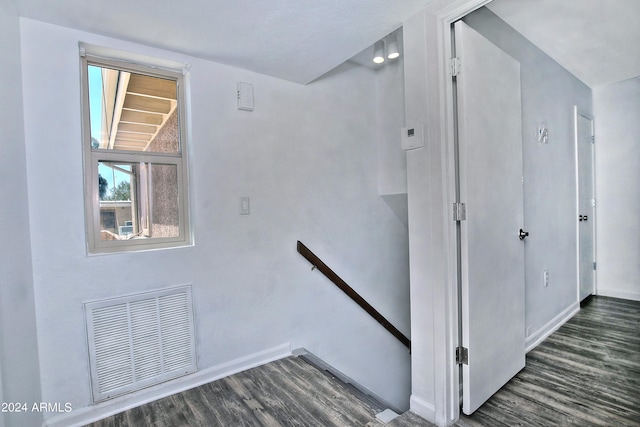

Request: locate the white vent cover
(84, 285), (197, 402)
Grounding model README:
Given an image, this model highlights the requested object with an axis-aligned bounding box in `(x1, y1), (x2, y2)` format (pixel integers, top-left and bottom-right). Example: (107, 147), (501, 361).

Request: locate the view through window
(82, 55), (190, 252)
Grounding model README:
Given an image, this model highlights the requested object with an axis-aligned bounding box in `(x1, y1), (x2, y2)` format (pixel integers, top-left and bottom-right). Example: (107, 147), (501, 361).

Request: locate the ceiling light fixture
(387, 34), (400, 60)
(373, 40), (385, 64)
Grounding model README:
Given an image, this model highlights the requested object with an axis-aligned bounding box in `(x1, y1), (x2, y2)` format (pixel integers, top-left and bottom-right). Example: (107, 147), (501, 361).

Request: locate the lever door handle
(519, 228), (529, 240)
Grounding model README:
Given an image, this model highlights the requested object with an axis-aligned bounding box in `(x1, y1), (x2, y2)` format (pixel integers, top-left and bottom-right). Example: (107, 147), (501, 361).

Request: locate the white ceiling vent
(84, 285), (197, 402)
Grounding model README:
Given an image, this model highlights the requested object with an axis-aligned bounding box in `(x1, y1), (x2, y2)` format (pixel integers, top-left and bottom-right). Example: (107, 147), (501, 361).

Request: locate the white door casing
(575, 107), (596, 301)
(454, 20), (526, 415)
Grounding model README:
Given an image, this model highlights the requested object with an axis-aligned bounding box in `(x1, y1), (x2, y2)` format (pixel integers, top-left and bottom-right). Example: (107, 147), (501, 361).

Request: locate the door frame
(574, 106), (597, 300)
(418, 0), (495, 424)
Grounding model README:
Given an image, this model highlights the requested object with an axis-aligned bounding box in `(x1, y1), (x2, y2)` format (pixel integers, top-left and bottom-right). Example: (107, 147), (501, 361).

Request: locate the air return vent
(85, 285), (197, 402)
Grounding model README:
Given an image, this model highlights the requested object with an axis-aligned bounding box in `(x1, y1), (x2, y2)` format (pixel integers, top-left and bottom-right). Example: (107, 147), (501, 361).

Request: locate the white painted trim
(574, 105), (580, 303)
(525, 303), (579, 352)
(404, 2), (495, 426)
(428, 1), (492, 425)
(409, 394), (436, 422)
(44, 343), (291, 427)
(597, 288), (640, 302)
(574, 106), (597, 302)
(79, 42), (189, 74)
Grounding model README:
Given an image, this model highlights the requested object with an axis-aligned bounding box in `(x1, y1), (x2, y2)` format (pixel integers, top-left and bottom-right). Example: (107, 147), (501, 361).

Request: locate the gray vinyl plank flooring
(457, 296), (640, 427)
(87, 296), (638, 427)
(387, 411), (435, 426)
(85, 356), (400, 427)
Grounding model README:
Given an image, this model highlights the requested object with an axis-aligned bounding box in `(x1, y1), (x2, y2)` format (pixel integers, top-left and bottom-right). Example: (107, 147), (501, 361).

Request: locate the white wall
(594, 77), (640, 301)
(463, 8), (592, 346)
(0, 3), (43, 427)
(377, 53), (409, 226)
(377, 54), (407, 196)
(19, 18), (410, 423)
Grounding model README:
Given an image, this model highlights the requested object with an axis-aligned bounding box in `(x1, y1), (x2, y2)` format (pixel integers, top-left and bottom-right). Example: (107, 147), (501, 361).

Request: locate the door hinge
(594, 262), (597, 270)
(456, 346), (468, 365)
(591, 136), (595, 144)
(453, 202), (466, 221)
(450, 57), (461, 77)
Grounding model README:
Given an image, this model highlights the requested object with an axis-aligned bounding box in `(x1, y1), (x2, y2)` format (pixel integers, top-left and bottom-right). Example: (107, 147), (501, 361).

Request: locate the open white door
(576, 108), (596, 301)
(454, 21), (526, 415)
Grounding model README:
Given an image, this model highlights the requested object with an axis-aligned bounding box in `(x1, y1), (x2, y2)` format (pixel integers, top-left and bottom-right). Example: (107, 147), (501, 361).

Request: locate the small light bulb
(373, 40), (385, 64)
(387, 34), (400, 60)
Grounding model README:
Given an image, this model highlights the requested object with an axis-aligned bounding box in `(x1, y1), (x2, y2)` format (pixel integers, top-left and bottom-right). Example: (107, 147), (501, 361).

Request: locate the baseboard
(525, 302), (579, 352)
(44, 343), (291, 427)
(596, 288), (640, 302)
(409, 394), (436, 424)
(292, 348), (404, 415)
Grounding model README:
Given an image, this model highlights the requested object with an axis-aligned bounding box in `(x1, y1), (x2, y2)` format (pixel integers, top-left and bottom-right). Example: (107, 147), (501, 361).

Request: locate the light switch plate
(237, 82), (254, 111)
(240, 196), (250, 215)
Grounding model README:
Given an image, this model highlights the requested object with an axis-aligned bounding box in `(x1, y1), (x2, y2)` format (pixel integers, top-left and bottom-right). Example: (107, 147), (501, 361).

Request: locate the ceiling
(14, 0), (430, 85)
(13, 0), (639, 87)
(488, 0), (640, 88)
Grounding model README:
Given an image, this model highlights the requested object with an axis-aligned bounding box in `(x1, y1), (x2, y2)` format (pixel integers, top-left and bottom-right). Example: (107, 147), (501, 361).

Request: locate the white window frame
(80, 47), (192, 254)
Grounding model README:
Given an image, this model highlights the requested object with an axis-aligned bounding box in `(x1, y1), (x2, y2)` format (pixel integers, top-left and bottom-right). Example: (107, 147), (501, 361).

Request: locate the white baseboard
(44, 343), (291, 427)
(409, 395), (436, 424)
(292, 347), (404, 415)
(597, 288), (640, 302)
(525, 303), (579, 352)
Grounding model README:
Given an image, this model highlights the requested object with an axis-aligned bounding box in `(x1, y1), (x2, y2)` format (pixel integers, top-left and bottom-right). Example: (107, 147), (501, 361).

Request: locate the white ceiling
(488, 0), (640, 88)
(13, 0), (639, 87)
(14, 0), (430, 84)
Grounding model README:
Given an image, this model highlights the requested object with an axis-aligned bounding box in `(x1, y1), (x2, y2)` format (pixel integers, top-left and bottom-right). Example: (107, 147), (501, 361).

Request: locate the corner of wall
(0, 4), (44, 427)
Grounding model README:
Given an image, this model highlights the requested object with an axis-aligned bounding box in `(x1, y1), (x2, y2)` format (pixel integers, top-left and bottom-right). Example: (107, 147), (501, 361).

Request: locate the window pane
(149, 163), (180, 238)
(88, 65), (179, 154)
(98, 161), (179, 241)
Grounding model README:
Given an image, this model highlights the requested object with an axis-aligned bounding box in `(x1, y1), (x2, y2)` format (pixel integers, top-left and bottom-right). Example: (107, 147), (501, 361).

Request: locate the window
(81, 49), (191, 253)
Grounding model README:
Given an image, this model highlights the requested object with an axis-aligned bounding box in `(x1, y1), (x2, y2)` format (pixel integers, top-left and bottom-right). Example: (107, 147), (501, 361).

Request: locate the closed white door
(454, 21), (526, 415)
(576, 108), (596, 301)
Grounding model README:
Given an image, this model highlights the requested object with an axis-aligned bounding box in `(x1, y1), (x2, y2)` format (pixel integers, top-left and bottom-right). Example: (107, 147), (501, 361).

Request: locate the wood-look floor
(87, 296), (638, 427)
(458, 296), (640, 427)
(84, 355), (433, 427)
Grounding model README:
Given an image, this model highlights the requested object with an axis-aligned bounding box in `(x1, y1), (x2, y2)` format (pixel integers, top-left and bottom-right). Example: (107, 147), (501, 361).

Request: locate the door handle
(518, 228), (529, 240)
(579, 215), (589, 222)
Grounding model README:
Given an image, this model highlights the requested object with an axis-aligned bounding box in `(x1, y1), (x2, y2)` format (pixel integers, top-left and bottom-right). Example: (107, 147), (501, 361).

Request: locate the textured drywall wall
(593, 77), (640, 301)
(0, 3), (43, 427)
(19, 17), (411, 422)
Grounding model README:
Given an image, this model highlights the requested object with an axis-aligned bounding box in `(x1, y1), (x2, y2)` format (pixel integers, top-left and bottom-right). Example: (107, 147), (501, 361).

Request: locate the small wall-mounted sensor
(401, 123), (424, 150)
(237, 82), (254, 111)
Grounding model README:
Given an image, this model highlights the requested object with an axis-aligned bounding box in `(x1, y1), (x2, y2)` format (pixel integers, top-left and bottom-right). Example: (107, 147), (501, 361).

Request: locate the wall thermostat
(401, 123), (424, 150)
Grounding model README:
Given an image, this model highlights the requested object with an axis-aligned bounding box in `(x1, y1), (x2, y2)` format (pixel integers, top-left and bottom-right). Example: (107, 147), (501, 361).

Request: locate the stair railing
(296, 240), (411, 351)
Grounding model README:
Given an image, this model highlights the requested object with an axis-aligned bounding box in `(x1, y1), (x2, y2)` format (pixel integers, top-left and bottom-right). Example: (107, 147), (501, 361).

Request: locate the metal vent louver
(85, 286), (196, 402)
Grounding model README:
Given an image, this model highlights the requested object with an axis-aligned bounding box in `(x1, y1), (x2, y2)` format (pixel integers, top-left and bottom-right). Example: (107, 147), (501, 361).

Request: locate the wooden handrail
(296, 241), (411, 350)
